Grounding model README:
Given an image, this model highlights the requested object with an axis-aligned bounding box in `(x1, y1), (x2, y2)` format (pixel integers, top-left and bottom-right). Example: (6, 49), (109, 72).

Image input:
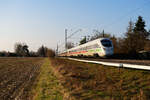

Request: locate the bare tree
(37, 45), (48, 57)
(90, 30), (111, 41)
(14, 43), (29, 57)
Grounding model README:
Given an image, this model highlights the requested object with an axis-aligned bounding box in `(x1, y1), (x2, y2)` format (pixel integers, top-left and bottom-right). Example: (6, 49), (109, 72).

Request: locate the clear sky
(0, 0), (150, 52)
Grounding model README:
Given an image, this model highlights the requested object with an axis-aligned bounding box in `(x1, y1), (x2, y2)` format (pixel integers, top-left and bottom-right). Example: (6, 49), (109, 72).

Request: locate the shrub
(46, 49), (55, 58)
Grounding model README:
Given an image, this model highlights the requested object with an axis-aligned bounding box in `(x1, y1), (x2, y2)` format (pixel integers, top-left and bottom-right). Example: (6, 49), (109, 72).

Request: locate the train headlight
(103, 48), (106, 50)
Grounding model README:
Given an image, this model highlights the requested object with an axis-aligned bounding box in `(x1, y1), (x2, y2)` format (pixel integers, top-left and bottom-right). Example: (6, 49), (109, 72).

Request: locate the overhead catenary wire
(57, 29), (82, 53)
(67, 29), (82, 39)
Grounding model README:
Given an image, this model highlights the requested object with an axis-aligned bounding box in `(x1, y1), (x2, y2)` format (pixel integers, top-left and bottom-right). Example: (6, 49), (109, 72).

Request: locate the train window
(101, 39), (112, 47)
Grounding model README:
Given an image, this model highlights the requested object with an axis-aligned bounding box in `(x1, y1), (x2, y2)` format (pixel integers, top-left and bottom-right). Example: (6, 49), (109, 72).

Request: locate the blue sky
(0, 0), (150, 51)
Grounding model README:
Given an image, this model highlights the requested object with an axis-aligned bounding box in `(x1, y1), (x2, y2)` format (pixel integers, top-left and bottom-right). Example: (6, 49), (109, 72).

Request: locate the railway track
(67, 57), (150, 70)
(78, 58), (150, 66)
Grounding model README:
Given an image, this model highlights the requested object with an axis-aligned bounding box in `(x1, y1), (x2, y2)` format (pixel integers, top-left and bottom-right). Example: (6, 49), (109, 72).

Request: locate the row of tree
(0, 44), (55, 57)
(123, 16), (150, 54)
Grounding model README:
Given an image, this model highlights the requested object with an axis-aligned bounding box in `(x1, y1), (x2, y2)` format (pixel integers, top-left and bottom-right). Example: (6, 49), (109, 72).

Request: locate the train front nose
(104, 47), (114, 56)
(101, 39), (113, 56)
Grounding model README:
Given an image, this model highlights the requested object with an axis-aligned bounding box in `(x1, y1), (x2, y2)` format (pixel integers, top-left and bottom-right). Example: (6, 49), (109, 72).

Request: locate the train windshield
(101, 39), (112, 47)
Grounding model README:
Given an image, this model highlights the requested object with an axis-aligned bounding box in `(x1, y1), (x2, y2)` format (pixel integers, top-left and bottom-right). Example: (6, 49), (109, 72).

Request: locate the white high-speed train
(59, 38), (114, 57)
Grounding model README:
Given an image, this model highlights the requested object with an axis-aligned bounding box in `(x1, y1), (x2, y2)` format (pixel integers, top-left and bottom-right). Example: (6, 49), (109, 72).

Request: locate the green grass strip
(33, 58), (63, 100)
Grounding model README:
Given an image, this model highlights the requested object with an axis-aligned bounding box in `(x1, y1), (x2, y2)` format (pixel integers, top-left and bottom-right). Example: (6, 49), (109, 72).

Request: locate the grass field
(1, 57), (150, 100)
(50, 58), (150, 100)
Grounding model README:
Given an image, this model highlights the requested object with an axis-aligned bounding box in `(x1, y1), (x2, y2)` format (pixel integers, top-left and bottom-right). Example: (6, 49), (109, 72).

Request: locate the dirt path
(33, 58), (63, 100)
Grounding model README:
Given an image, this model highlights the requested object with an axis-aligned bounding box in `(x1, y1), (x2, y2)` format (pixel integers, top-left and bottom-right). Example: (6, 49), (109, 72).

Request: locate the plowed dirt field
(0, 58), (43, 100)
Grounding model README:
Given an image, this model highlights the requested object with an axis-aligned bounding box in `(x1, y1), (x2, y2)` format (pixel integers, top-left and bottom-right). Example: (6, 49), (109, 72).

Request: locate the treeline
(0, 43), (55, 57)
(115, 16), (150, 54)
(79, 16), (150, 59)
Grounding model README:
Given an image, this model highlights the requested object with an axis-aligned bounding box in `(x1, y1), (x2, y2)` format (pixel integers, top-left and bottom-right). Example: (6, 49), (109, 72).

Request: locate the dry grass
(50, 58), (150, 100)
(33, 58), (63, 100)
